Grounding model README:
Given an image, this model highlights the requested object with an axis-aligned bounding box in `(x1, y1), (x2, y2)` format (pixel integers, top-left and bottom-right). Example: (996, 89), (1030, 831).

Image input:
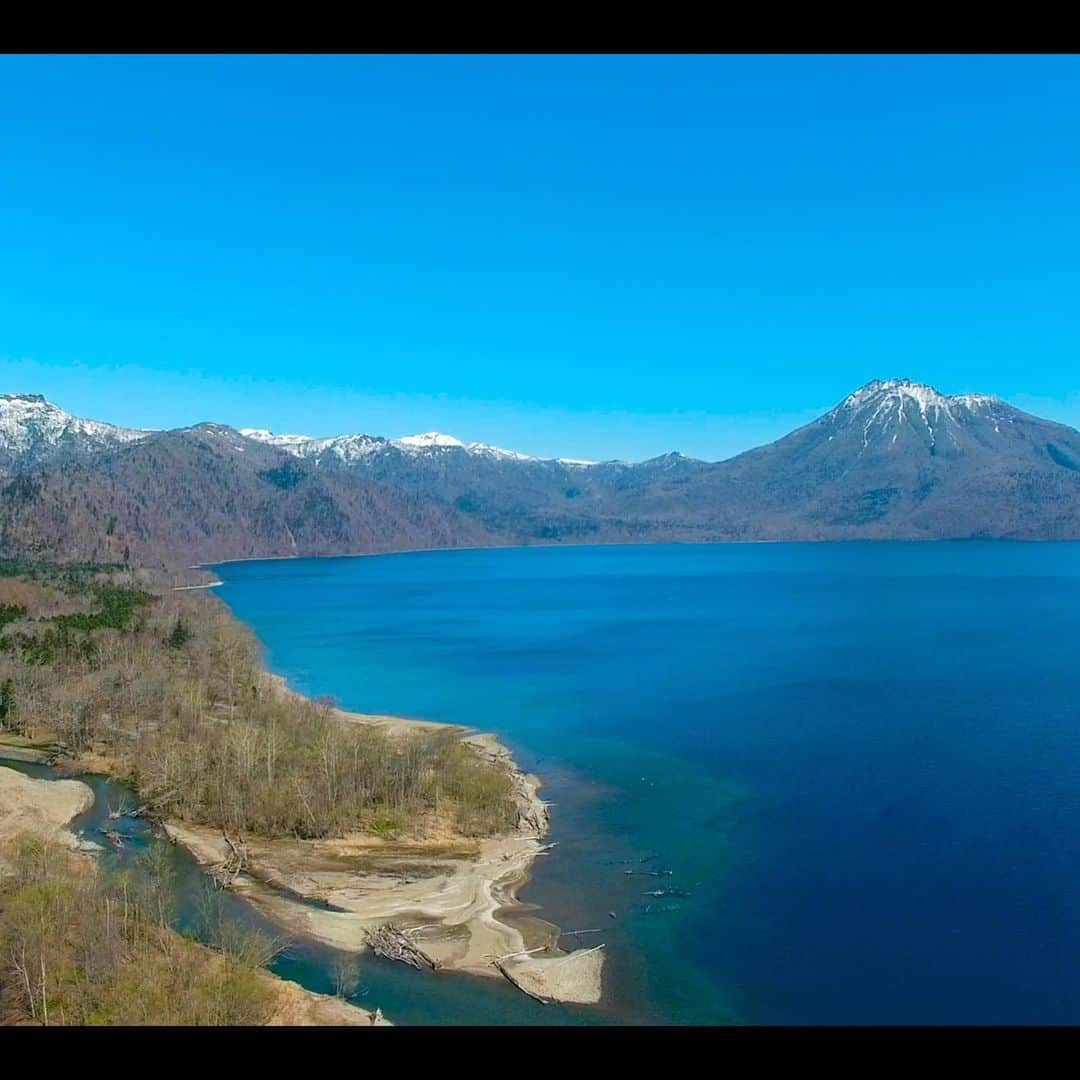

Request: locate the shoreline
(162, 666), (604, 1006)
(7, 560), (606, 1010)
(0, 764), (389, 1025)
(194, 534), (1059, 574)
(0, 764), (94, 852)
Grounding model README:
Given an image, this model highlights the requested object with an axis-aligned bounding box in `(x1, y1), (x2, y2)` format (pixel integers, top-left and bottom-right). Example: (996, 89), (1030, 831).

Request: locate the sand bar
(0, 764), (93, 851)
(164, 674), (605, 1005)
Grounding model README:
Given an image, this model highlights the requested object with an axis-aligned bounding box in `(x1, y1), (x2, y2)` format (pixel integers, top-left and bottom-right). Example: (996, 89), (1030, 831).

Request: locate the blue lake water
(212, 541), (1080, 1024)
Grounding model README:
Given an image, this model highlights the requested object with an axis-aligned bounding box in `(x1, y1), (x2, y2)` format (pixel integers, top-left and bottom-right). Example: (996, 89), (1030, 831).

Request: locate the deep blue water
(212, 541), (1080, 1024)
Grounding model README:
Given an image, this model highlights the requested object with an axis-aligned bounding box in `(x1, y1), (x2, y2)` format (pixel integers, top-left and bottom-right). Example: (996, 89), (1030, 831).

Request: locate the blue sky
(2, 54), (1079, 461)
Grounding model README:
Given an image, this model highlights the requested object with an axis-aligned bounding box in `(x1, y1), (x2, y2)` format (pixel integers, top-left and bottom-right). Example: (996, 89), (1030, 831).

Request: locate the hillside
(674, 379), (1080, 540)
(0, 422), (493, 566)
(1, 379), (1078, 567)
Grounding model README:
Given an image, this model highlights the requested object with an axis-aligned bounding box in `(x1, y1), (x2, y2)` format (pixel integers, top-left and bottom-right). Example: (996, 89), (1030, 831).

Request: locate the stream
(5, 762), (605, 1026)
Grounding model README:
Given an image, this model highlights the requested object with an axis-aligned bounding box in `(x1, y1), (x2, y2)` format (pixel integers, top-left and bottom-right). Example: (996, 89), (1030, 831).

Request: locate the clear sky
(2, 54), (1079, 462)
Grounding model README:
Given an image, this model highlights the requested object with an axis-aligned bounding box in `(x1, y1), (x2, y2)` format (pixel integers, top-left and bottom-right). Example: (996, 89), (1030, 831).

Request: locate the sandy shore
(0, 764), (388, 1025)
(163, 673), (605, 1006)
(266, 671), (449, 738)
(0, 764), (93, 852)
(264, 975), (391, 1026)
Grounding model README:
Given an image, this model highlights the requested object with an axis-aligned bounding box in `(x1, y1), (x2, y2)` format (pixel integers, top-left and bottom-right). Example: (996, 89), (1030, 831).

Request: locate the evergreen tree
(165, 617), (191, 649)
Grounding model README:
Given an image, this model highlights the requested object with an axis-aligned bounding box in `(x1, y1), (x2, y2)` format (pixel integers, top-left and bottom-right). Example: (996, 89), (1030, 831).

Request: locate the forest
(0, 562), (518, 842)
(0, 832), (277, 1025)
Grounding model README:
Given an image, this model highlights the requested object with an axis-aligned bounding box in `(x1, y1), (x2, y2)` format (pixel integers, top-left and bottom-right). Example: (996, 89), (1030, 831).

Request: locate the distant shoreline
(197, 533), (1059, 575)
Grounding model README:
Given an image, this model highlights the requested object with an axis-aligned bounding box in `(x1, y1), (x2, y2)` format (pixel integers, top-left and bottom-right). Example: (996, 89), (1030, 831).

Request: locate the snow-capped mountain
(833, 378), (1016, 454)
(240, 426), (573, 465)
(698, 377), (1080, 539)
(2, 379), (1078, 568)
(238, 428), (388, 464)
(842, 378), (1001, 417)
(0, 393), (147, 473)
(394, 431), (468, 451)
(0, 391), (603, 480)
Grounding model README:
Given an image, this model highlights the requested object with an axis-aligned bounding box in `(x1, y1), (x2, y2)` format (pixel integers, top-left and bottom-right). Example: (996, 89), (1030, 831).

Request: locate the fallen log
(210, 831), (249, 888)
(553, 943), (605, 962)
(364, 923), (441, 971)
(493, 944), (551, 962)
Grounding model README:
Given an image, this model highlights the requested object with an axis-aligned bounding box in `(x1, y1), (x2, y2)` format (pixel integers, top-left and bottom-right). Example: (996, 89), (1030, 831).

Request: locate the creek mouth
(7, 762), (607, 1026)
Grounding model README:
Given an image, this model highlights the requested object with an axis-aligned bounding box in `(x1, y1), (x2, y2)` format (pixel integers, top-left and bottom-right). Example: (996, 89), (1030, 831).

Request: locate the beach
(162, 669), (604, 1005)
(0, 762), (389, 1026)
(0, 764), (93, 851)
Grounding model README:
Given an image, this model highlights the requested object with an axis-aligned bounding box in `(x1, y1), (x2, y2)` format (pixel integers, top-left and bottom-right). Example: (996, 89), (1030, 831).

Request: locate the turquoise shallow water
(212, 541), (1080, 1024)
(8, 760), (596, 1025)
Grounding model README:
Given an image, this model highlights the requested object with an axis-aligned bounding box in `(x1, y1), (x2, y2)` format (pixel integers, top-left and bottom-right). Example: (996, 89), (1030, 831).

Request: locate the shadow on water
(6, 762), (610, 1026)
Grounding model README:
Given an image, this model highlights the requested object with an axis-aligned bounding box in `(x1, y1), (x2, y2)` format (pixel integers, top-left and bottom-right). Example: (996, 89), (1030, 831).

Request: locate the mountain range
(1, 380), (1078, 568)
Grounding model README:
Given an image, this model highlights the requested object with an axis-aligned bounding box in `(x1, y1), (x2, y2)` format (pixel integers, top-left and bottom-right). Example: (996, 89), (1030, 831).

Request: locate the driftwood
(494, 944), (551, 962)
(210, 831), (248, 888)
(364, 923), (441, 971)
(98, 828), (125, 849)
(557, 943), (605, 961)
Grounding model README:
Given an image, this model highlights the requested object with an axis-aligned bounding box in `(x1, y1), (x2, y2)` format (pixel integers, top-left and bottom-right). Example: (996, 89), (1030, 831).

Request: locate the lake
(212, 541), (1080, 1024)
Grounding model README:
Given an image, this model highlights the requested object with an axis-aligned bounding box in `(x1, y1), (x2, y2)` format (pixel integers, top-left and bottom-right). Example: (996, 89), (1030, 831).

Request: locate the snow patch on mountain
(842, 379), (1005, 416)
(836, 379), (1014, 452)
(462, 442), (537, 462)
(394, 431), (465, 450)
(239, 428), (315, 450)
(240, 428), (386, 463)
(0, 393), (147, 454)
(242, 425), (548, 463)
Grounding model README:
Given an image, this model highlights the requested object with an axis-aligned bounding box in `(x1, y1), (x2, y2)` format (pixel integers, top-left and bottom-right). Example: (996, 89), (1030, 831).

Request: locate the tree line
(0, 563), (517, 840)
(0, 832), (276, 1025)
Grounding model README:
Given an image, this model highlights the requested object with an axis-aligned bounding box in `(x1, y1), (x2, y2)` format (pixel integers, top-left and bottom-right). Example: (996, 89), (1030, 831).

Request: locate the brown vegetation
(5, 382), (1080, 572)
(0, 833), (275, 1025)
(0, 563), (518, 843)
(0, 425), (496, 568)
